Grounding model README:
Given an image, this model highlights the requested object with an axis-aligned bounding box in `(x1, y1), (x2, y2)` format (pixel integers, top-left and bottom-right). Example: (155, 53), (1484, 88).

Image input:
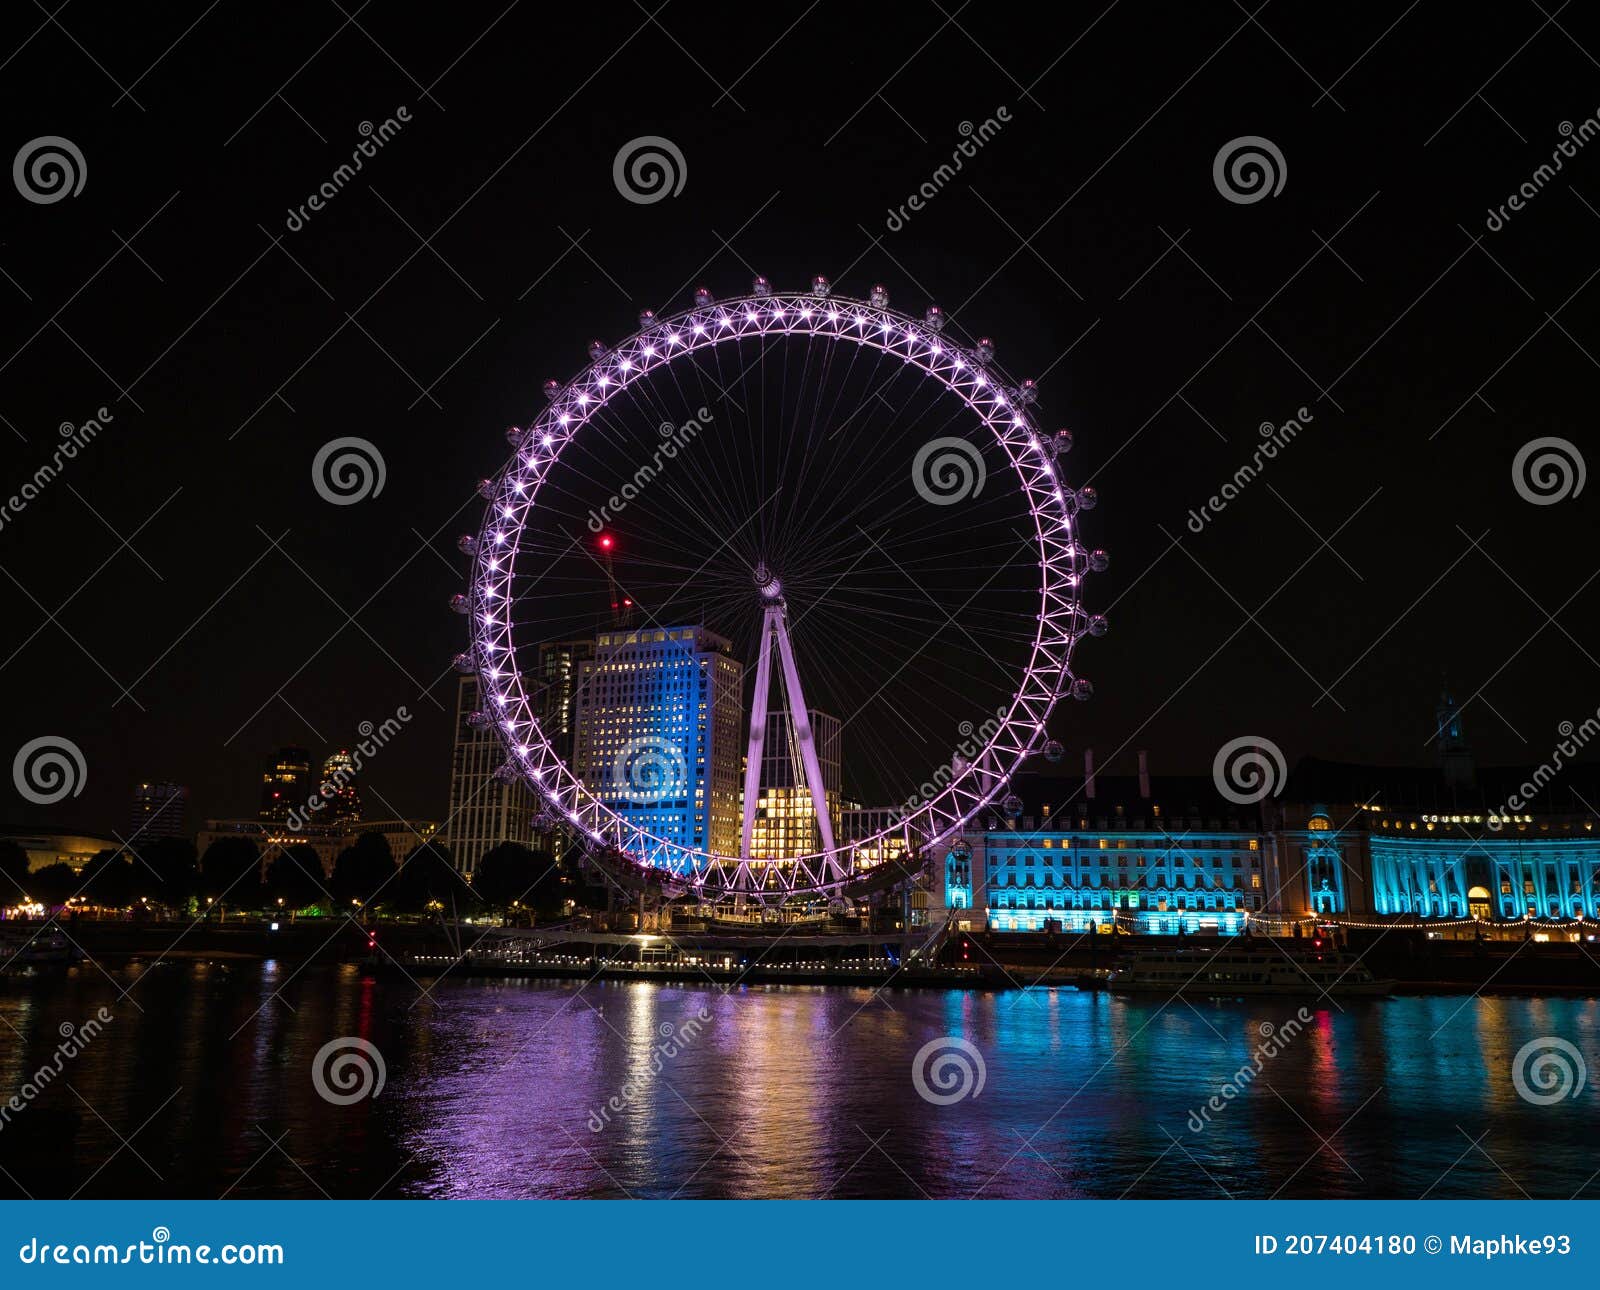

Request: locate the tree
(27, 863), (79, 907)
(83, 850), (136, 909)
(199, 836), (263, 908)
(264, 845), (328, 910)
(0, 840), (31, 901)
(139, 837), (198, 909)
(331, 831), (396, 908)
(473, 843), (562, 916)
(392, 841), (474, 914)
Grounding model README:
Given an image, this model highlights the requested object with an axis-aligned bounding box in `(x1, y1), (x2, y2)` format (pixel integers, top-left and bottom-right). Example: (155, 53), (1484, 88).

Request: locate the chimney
(1138, 749), (1151, 799)
(1084, 747), (1096, 799)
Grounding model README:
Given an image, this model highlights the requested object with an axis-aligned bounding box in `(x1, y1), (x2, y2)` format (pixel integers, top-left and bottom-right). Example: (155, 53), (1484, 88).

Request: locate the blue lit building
(936, 694), (1600, 935)
(572, 625), (744, 861)
(954, 755), (1268, 935)
(1267, 694), (1600, 927)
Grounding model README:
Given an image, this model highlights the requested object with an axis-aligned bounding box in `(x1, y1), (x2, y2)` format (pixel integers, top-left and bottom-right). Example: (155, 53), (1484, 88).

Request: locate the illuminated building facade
(1260, 699), (1600, 927)
(536, 638), (596, 764)
(841, 806), (913, 873)
(967, 775), (1265, 935)
(445, 672), (535, 877)
(746, 708), (841, 860)
(1270, 759), (1600, 925)
(1, 829), (122, 872)
(258, 747), (312, 823)
(573, 625), (743, 861)
(130, 781), (188, 841)
(315, 751), (363, 824)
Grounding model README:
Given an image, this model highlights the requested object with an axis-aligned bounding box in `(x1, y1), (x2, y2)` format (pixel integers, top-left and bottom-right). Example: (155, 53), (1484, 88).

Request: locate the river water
(0, 961), (1595, 1198)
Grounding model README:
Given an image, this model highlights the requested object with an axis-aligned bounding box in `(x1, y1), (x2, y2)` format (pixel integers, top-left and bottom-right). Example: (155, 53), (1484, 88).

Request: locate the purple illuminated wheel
(461, 279), (1102, 901)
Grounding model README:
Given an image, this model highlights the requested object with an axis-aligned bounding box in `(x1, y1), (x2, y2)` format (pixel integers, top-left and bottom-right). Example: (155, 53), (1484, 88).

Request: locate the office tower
(573, 625), (743, 860)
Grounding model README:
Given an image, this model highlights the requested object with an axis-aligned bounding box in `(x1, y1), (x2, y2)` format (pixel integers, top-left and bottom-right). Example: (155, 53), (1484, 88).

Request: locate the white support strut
(740, 594), (837, 861)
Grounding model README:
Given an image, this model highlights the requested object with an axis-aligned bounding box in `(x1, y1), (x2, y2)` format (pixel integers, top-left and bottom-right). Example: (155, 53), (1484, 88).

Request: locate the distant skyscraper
(259, 747), (312, 822)
(747, 708), (841, 860)
(316, 750), (363, 823)
(445, 673), (535, 876)
(536, 638), (596, 765)
(574, 625), (743, 861)
(130, 781), (188, 841)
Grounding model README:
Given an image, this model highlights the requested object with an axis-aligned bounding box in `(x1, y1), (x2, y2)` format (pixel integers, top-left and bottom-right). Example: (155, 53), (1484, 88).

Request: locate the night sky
(3, 4), (1597, 837)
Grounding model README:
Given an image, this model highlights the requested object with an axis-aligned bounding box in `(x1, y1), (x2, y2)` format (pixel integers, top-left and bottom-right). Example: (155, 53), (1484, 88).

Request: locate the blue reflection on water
(0, 964), (1594, 1198)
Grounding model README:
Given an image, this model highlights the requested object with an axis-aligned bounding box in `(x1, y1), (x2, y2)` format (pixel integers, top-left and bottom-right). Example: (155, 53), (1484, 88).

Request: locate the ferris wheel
(456, 276), (1105, 902)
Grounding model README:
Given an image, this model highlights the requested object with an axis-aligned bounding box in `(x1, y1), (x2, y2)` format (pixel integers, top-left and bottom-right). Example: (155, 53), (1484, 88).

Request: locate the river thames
(0, 961), (1595, 1199)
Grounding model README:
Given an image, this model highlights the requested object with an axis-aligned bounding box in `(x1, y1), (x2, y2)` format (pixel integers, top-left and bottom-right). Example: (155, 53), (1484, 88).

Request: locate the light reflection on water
(0, 962), (1595, 1198)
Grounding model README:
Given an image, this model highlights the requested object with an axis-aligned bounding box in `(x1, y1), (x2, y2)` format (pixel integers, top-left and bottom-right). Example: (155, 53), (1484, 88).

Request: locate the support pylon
(740, 569), (836, 861)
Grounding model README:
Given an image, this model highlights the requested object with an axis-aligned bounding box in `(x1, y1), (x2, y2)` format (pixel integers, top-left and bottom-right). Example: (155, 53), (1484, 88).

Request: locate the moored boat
(0, 924), (84, 969)
(1107, 944), (1392, 997)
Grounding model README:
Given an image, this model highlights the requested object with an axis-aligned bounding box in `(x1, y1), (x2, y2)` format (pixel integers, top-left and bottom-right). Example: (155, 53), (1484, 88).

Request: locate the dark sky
(3, 3), (1597, 837)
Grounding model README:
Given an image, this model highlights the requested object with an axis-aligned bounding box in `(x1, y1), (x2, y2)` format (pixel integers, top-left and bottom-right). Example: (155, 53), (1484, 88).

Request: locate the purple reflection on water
(0, 963), (1596, 1198)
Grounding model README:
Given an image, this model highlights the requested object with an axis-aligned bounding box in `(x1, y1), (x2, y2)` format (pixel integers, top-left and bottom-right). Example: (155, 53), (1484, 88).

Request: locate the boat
(0, 924), (84, 969)
(1106, 944), (1392, 997)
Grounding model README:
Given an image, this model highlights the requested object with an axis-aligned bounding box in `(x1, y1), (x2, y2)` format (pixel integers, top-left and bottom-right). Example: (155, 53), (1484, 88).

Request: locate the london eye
(457, 277), (1105, 904)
